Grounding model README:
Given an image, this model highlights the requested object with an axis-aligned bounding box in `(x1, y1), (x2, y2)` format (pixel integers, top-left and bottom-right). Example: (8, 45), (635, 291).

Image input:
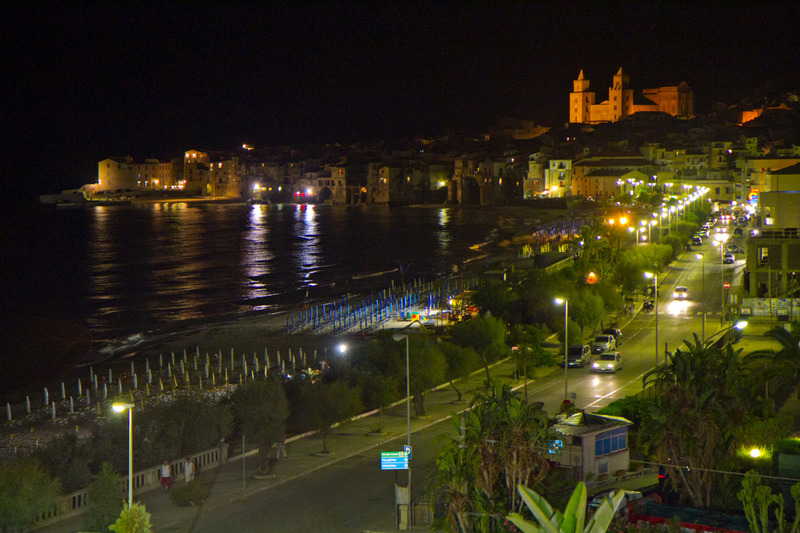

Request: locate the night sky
(2, 1), (799, 200)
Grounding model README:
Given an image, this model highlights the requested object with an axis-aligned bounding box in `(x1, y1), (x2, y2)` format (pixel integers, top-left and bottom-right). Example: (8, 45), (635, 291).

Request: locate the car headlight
(607, 364), (614, 369)
(592, 362), (599, 368)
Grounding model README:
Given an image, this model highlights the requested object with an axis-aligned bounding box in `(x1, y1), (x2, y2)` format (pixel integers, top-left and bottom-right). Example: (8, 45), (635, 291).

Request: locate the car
(691, 236), (702, 246)
(602, 327), (622, 343)
(591, 334), (616, 354)
(588, 490), (642, 513)
(733, 227), (743, 237)
(723, 252), (735, 264)
(697, 230), (708, 238)
(592, 352), (623, 373)
(673, 286), (689, 299)
(702, 223), (713, 231)
(726, 243), (743, 254)
(562, 344), (591, 368)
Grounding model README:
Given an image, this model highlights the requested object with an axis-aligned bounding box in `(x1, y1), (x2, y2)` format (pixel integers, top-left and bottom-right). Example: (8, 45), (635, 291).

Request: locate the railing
(31, 444), (227, 530)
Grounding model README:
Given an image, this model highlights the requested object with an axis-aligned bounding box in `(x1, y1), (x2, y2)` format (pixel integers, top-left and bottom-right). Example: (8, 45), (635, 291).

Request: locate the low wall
(31, 444), (227, 530)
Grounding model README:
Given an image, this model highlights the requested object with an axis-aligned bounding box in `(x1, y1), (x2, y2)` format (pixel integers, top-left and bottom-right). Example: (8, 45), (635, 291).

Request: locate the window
(595, 427), (627, 457)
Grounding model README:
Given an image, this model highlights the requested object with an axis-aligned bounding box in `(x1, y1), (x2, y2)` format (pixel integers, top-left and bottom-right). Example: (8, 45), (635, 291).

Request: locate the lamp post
(392, 333), (412, 520)
(555, 298), (568, 401)
(644, 272), (659, 366)
(112, 402), (134, 507)
(696, 253), (705, 343)
(713, 234), (729, 324)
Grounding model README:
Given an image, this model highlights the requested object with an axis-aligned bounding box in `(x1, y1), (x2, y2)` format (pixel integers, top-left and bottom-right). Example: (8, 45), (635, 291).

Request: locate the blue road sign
(403, 445), (412, 460)
(380, 451), (409, 470)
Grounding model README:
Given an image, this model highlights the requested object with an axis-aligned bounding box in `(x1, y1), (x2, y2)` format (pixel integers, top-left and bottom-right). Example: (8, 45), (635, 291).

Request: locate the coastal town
(14, 67), (800, 533)
(42, 69), (800, 214)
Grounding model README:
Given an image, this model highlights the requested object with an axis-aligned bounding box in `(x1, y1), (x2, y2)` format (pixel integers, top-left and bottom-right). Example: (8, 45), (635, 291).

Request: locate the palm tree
(744, 326), (800, 406)
(640, 335), (747, 508)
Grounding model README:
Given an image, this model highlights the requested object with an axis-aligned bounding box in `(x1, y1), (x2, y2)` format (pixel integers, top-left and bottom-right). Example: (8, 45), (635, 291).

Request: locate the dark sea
(1, 203), (544, 374)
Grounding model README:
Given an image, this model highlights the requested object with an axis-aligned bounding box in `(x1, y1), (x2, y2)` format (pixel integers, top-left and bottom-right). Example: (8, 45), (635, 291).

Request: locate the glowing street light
(391, 333), (412, 524)
(644, 272), (659, 365)
(696, 253), (705, 343)
(555, 298), (569, 401)
(112, 402), (135, 507)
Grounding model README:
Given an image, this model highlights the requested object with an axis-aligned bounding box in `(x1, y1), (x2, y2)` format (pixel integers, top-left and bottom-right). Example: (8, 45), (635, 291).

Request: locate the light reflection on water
(22, 203), (535, 341)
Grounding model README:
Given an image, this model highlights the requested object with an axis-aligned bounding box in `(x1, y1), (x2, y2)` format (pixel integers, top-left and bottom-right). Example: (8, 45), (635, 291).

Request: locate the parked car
(588, 490), (643, 512)
(723, 252), (735, 264)
(672, 286), (689, 299)
(602, 327), (622, 343)
(691, 236), (702, 246)
(733, 227), (743, 237)
(726, 243), (743, 254)
(562, 344), (591, 368)
(592, 352), (623, 373)
(591, 334), (616, 354)
(697, 229), (708, 238)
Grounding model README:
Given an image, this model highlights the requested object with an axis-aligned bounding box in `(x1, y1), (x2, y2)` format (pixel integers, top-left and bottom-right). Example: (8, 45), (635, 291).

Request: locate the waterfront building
(97, 156), (180, 191)
(544, 159), (572, 198)
(569, 68), (693, 124)
(571, 157), (656, 199)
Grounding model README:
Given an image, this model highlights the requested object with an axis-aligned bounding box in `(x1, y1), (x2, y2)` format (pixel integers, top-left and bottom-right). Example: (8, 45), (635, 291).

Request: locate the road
(153, 220), (744, 532)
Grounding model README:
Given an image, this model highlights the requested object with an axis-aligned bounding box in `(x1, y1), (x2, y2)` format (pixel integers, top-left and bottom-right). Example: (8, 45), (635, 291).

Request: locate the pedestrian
(160, 460), (172, 493)
(276, 431), (288, 459)
(184, 457), (195, 485)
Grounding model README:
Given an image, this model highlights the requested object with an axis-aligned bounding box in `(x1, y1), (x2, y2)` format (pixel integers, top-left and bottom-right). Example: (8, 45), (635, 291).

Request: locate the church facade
(570, 68), (693, 124)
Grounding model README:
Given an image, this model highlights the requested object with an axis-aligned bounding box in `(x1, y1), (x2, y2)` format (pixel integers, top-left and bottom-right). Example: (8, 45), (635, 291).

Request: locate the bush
(168, 478), (208, 506)
(531, 350), (556, 367)
(85, 463), (124, 533)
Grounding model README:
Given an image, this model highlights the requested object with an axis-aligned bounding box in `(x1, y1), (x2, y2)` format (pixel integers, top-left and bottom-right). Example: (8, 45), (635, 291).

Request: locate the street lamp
(696, 253), (705, 343)
(554, 298), (569, 401)
(112, 402), (134, 507)
(391, 333), (412, 518)
(713, 234), (730, 324)
(644, 272), (659, 366)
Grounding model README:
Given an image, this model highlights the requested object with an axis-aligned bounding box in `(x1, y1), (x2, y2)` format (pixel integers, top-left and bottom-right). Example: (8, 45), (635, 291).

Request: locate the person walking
(160, 460), (172, 493)
(184, 457), (195, 485)
(276, 431), (288, 459)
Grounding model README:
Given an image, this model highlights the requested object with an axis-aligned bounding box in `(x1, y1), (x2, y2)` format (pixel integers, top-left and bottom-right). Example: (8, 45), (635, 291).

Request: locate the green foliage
(596, 396), (651, 427)
(440, 340), (481, 379)
(737, 470), (800, 533)
(295, 381), (363, 453)
(358, 372), (397, 411)
(639, 337), (750, 508)
(168, 478), (208, 507)
(473, 278), (519, 321)
(34, 431), (93, 492)
(555, 318), (582, 347)
(135, 397), (233, 469)
(231, 378), (289, 470)
(777, 438), (800, 455)
(109, 502), (152, 533)
(733, 414), (793, 452)
(450, 316), (509, 363)
(85, 462), (124, 533)
(612, 244), (672, 294)
(0, 458), (61, 533)
(428, 384), (552, 530)
(569, 290), (604, 335)
(507, 482), (627, 533)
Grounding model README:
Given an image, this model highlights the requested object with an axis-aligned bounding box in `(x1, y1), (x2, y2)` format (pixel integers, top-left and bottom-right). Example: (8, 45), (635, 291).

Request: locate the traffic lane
(187, 425), (454, 533)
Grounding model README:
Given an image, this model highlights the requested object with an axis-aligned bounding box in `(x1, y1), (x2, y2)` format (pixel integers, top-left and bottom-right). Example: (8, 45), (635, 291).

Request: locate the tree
(85, 462), (124, 533)
(34, 431), (93, 492)
(0, 459), (60, 533)
(639, 336), (747, 508)
(231, 378), (289, 471)
(109, 502), (152, 533)
(439, 341), (481, 402)
(507, 482), (627, 533)
(359, 372), (397, 432)
(472, 278), (518, 321)
(746, 326), (800, 408)
(405, 335), (447, 416)
(450, 316), (508, 381)
(296, 381), (363, 453)
(569, 290), (604, 336)
(429, 384), (552, 530)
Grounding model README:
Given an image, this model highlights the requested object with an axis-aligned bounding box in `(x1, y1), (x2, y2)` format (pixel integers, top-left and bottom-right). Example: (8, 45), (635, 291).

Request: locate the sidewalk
(36, 357), (530, 533)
